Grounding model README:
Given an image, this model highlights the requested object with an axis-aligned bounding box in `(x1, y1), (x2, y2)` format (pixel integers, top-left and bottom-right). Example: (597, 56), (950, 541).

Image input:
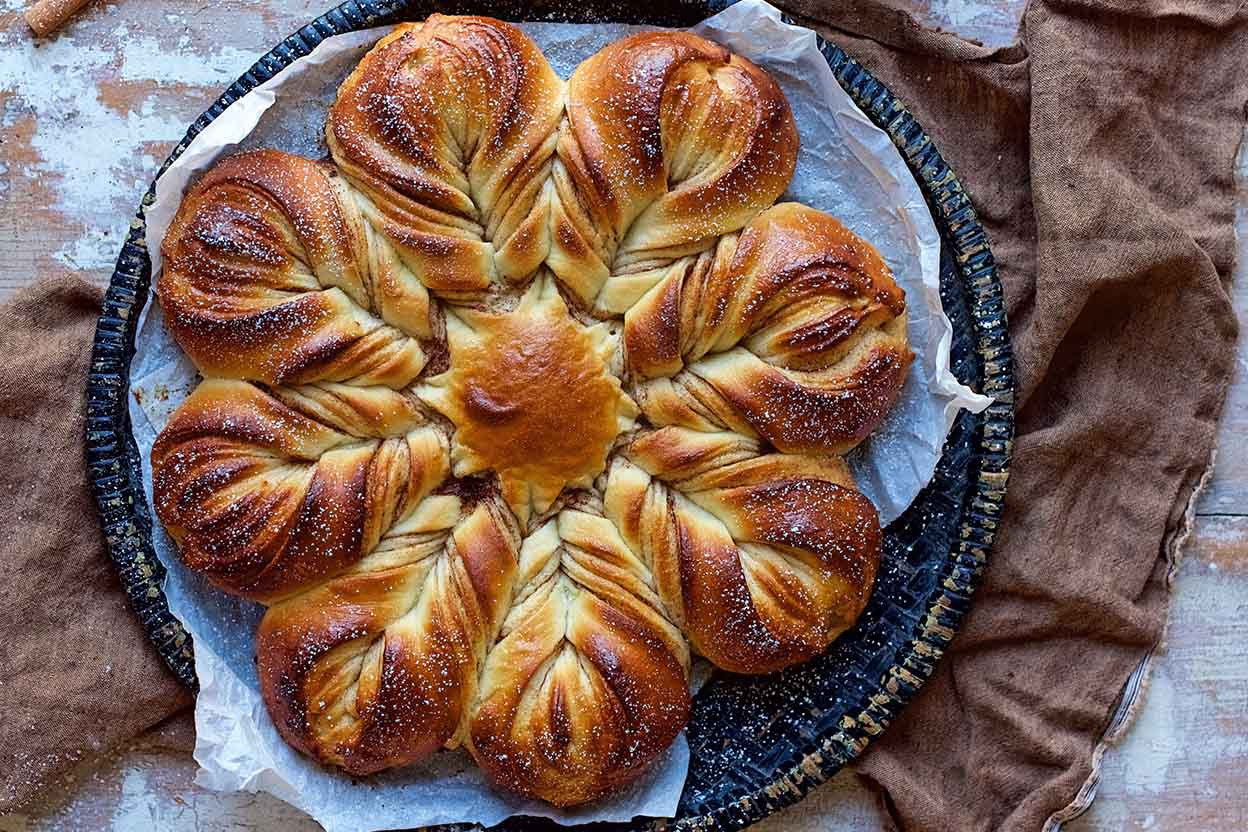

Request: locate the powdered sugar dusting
(126, 2), (988, 829)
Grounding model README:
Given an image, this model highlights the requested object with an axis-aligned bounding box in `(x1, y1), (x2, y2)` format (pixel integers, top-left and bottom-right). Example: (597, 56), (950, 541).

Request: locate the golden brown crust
(466, 509), (689, 806)
(327, 15), (563, 295)
(550, 31), (798, 308)
(258, 495), (519, 774)
(420, 276), (637, 527)
(149, 17), (905, 807)
(151, 379), (449, 601)
(625, 203), (914, 454)
(604, 427), (881, 674)
(159, 150), (434, 388)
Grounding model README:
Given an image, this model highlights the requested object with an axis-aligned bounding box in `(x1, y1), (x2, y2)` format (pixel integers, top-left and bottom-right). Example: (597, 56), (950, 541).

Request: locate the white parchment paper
(130, 3), (992, 830)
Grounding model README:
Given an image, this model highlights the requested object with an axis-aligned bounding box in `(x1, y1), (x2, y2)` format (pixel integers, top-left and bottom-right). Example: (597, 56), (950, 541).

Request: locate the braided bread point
(551, 31), (798, 311)
(160, 150), (436, 388)
(327, 15), (564, 299)
(468, 505), (690, 806)
(151, 379), (450, 601)
(258, 490), (519, 775)
(604, 426), (881, 675)
(625, 202), (913, 455)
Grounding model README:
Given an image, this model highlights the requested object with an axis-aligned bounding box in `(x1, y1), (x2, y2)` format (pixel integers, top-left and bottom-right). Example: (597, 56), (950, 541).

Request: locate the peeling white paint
(52, 228), (119, 270)
(1198, 516), (1248, 546)
(118, 37), (262, 87)
(103, 758), (322, 832)
(1118, 666), (1178, 795)
(909, 0), (1025, 48)
(0, 26), (231, 269)
(110, 767), (160, 830)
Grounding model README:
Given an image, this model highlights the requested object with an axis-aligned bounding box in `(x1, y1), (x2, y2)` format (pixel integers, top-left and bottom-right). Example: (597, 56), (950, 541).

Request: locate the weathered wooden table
(0, 1), (1243, 829)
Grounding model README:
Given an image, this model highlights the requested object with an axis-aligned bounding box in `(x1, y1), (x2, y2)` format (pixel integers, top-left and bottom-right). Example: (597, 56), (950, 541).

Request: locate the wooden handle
(24, 0), (93, 36)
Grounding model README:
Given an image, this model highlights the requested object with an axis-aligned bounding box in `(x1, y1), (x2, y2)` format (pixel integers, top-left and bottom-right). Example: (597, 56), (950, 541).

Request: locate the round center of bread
(420, 276), (636, 526)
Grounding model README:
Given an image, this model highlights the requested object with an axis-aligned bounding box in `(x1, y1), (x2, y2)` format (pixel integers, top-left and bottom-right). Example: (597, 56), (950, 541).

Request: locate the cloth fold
(0, 0), (1242, 827)
(786, 0), (1244, 829)
(0, 276), (192, 810)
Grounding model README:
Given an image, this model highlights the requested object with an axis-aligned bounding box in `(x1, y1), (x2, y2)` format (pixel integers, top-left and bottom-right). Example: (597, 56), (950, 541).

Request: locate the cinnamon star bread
(151, 14), (912, 807)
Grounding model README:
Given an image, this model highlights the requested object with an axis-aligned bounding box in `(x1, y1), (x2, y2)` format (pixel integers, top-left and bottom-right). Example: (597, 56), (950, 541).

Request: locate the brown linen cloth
(783, 0), (1246, 829)
(0, 276), (193, 809)
(0, 0), (1242, 826)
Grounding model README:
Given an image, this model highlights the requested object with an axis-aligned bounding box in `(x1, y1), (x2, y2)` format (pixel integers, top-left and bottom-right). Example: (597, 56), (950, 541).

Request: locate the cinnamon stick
(24, 0), (93, 37)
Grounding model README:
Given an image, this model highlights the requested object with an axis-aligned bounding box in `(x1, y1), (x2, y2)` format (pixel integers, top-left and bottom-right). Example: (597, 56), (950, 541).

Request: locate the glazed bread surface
(151, 15), (912, 807)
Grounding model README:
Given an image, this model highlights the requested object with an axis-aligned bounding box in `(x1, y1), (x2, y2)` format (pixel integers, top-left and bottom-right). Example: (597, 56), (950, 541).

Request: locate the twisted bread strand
(468, 504), (690, 806)
(626, 203), (913, 454)
(605, 427), (881, 674)
(258, 491), (520, 774)
(152, 379), (449, 601)
(160, 151), (437, 388)
(327, 16), (564, 298)
(550, 31), (798, 310)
